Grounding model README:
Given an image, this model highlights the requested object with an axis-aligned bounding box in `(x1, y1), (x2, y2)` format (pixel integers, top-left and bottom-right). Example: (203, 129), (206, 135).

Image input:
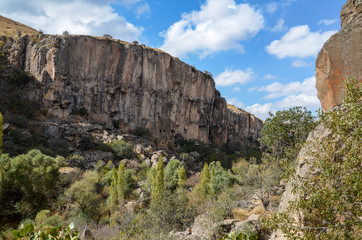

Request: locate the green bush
(111, 140), (134, 159)
(131, 127), (150, 137)
(164, 159), (181, 191)
(0, 150), (65, 218)
(79, 136), (97, 150)
(12, 222), (80, 240)
(65, 171), (107, 222)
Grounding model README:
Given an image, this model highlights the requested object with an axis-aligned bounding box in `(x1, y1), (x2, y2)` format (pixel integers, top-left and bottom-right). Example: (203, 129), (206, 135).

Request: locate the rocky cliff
(4, 34), (262, 146)
(316, 0), (362, 112)
(272, 1), (361, 238)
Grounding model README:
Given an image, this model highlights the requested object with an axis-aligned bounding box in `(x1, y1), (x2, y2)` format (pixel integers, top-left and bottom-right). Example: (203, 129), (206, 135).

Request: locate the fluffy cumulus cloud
(246, 103), (274, 120)
(246, 77), (320, 120)
(0, 0), (143, 41)
(160, 0), (264, 58)
(215, 68), (253, 86)
(266, 25), (336, 59)
(254, 76), (317, 99)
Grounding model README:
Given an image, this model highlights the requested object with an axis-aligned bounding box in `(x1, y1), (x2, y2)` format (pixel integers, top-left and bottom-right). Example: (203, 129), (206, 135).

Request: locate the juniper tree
(194, 162), (211, 199)
(151, 155), (165, 204)
(109, 167), (118, 209)
(117, 161), (126, 202)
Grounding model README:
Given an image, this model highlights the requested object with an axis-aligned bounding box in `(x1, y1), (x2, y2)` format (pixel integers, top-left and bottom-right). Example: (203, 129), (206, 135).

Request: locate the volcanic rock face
(315, 0), (362, 112)
(6, 35), (262, 146)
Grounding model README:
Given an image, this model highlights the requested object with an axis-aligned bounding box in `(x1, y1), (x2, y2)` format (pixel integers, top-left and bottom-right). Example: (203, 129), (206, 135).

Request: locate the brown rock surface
(4, 34), (262, 146)
(316, 0), (362, 112)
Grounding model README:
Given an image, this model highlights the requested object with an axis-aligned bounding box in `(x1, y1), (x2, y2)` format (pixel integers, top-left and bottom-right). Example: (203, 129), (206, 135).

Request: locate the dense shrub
(0, 150), (65, 218)
(131, 127), (150, 137)
(111, 140), (134, 159)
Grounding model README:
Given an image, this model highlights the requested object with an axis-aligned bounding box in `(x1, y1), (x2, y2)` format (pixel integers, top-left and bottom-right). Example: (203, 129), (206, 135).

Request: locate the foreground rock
(270, 123), (332, 240)
(4, 34), (262, 147)
(316, 0), (362, 112)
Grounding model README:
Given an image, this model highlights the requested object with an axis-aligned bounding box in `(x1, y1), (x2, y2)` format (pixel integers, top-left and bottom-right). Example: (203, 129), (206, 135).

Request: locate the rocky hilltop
(3, 34), (262, 146)
(316, 0), (361, 112)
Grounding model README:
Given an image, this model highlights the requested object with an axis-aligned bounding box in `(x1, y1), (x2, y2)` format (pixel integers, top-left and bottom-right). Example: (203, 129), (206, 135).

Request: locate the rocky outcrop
(4, 35), (262, 146)
(270, 123), (332, 240)
(315, 0), (362, 112)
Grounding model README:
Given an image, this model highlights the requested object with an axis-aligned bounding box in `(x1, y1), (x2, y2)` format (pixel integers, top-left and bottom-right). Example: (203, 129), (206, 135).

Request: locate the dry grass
(0, 15), (39, 38)
(232, 204), (266, 221)
(227, 104), (248, 115)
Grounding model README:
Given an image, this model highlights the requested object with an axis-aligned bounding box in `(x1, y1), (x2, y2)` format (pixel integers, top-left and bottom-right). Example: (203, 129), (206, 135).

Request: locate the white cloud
(246, 76), (320, 120)
(232, 87), (241, 92)
(292, 59), (312, 67)
(160, 0), (264, 58)
(319, 19), (337, 26)
(266, 25), (336, 58)
(215, 68), (253, 86)
(227, 98), (244, 109)
(265, 2), (278, 14)
(135, 2), (150, 17)
(276, 93), (320, 108)
(254, 76), (317, 99)
(246, 103), (275, 120)
(270, 19), (285, 32)
(263, 74), (277, 79)
(0, 0), (143, 41)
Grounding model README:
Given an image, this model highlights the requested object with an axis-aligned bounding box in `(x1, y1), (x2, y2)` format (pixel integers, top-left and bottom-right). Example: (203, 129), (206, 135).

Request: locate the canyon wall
(6, 35), (262, 146)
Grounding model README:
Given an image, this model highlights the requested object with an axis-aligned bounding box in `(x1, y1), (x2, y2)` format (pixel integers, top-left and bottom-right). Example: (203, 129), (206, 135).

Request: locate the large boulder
(316, 0), (362, 112)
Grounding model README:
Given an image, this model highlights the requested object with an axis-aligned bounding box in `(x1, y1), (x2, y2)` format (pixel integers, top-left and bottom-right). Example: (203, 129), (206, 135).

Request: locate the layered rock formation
(315, 0), (362, 112)
(5, 35), (262, 146)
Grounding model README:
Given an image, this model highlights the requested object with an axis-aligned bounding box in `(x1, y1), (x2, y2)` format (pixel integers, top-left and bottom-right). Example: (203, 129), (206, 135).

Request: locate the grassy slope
(0, 15), (39, 38)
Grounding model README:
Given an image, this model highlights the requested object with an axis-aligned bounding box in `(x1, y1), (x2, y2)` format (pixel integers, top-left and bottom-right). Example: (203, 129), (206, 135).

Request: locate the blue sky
(0, 0), (346, 119)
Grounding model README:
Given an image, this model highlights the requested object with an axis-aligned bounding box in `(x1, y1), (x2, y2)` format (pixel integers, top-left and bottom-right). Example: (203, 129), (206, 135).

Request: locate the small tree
(62, 31), (69, 36)
(164, 159), (181, 191)
(110, 168), (118, 209)
(0, 150), (65, 216)
(117, 161), (126, 202)
(151, 155), (165, 204)
(177, 166), (187, 193)
(194, 162), (211, 199)
(260, 106), (317, 175)
(103, 34), (112, 39)
(66, 171), (106, 223)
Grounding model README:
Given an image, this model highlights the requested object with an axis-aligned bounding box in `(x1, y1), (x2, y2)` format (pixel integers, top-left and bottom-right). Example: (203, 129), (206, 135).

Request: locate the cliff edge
(3, 34), (262, 147)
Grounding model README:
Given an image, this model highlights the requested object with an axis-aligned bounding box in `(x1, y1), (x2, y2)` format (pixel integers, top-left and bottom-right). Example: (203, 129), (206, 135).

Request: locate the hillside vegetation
(0, 16), (39, 38)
